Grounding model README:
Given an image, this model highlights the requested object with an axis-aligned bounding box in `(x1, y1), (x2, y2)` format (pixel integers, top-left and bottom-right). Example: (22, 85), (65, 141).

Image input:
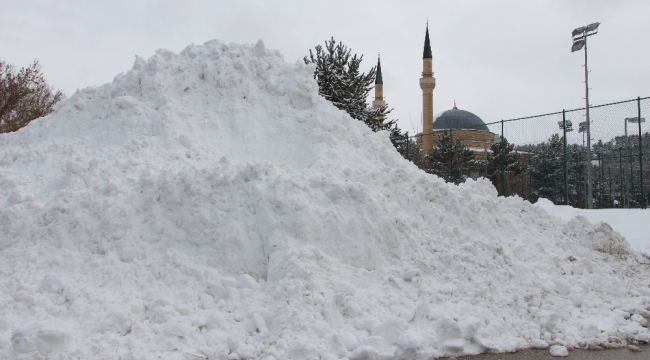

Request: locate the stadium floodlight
(571, 22), (600, 209)
(578, 121), (587, 133)
(586, 22), (601, 33)
(624, 117), (646, 149)
(571, 23), (599, 53)
(572, 27), (587, 37)
(572, 22), (600, 42)
(571, 40), (585, 52)
(558, 120), (574, 132)
(625, 117), (646, 124)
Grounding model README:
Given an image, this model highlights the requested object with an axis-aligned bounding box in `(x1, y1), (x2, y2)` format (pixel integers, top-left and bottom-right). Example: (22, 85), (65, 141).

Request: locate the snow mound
(1, 40), (649, 360)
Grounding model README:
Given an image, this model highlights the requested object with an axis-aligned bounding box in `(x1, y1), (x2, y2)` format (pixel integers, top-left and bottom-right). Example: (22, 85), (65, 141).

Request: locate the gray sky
(2, 0), (649, 136)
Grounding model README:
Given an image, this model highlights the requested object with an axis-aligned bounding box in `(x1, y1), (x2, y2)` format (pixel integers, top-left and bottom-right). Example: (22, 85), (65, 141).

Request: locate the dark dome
(433, 107), (489, 131)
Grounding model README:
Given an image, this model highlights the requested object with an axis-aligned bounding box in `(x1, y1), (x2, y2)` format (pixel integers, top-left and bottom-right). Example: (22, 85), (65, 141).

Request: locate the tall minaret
(372, 55), (386, 109)
(419, 23), (436, 151)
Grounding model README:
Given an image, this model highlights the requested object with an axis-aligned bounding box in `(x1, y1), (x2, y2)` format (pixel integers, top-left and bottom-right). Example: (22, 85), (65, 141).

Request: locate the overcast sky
(2, 0), (649, 135)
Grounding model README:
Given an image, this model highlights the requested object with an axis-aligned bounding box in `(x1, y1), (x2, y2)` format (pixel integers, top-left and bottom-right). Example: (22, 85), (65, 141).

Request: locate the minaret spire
(372, 54), (386, 109)
(375, 53), (383, 84)
(423, 23), (432, 59)
(419, 22), (436, 151)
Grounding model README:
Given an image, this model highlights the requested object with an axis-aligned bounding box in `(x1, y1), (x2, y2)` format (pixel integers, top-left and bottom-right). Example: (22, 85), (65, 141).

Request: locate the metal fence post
(562, 110), (568, 205)
(619, 148), (624, 207)
(638, 97), (646, 208)
(583, 147), (587, 209)
(447, 129), (452, 183)
(500, 120), (505, 196)
(598, 152), (603, 208)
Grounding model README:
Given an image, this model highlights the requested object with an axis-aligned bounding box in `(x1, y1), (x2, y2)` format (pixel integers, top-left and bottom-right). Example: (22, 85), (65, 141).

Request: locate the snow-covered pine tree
(367, 102), (395, 132)
(389, 125), (420, 161)
(303, 38), (393, 132)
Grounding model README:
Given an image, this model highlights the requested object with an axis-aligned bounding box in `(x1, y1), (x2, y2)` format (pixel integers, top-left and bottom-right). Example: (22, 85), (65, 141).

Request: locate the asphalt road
(453, 344), (648, 360)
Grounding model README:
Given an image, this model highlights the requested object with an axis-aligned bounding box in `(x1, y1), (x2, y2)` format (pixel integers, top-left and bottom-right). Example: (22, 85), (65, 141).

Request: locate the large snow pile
(1, 40), (649, 360)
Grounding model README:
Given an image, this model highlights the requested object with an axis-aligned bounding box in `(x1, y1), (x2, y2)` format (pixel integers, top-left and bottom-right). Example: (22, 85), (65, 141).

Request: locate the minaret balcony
(372, 99), (386, 108)
(419, 76), (436, 89)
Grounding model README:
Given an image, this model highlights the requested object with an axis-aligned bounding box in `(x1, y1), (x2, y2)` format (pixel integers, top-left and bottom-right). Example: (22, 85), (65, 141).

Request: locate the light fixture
(572, 27), (586, 37)
(558, 120), (574, 132)
(578, 121), (587, 133)
(571, 40), (585, 52)
(586, 22), (601, 33)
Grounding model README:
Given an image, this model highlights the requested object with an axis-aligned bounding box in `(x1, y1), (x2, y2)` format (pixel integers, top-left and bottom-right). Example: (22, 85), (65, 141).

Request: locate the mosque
(372, 24), (497, 157)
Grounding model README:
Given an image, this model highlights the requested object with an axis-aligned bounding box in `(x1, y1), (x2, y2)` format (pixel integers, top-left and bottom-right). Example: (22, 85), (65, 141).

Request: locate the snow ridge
(0, 40), (649, 359)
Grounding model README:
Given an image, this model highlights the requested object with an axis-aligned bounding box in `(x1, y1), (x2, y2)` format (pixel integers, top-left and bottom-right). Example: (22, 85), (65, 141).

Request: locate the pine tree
(566, 143), (587, 207)
(388, 125), (414, 158)
(426, 132), (475, 184)
(304, 38), (392, 132)
(529, 134), (564, 204)
(486, 136), (524, 196)
(367, 103), (396, 132)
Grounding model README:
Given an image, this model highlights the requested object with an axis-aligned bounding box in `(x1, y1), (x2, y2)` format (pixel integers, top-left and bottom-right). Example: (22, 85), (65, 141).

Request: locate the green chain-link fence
(404, 96), (649, 209)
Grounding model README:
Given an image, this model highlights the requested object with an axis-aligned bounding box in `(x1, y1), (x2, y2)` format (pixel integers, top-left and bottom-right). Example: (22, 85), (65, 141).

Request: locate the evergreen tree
(368, 102), (396, 132)
(389, 125), (416, 159)
(520, 130), (649, 209)
(486, 136), (524, 196)
(393, 130), (427, 168)
(609, 132), (650, 207)
(566, 143), (587, 207)
(427, 132), (475, 184)
(529, 134), (564, 204)
(303, 38), (392, 132)
(591, 140), (607, 208)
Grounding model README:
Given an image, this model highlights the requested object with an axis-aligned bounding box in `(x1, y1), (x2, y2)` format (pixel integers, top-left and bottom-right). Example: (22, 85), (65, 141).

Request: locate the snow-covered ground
(0, 40), (649, 360)
(536, 199), (650, 257)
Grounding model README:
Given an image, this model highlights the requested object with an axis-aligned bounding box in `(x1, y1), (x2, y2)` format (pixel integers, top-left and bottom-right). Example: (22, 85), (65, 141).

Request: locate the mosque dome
(433, 104), (489, 132)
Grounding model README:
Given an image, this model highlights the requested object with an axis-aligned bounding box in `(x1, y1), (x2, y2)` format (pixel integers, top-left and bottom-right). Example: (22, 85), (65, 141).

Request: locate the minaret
(372, 55), (386, 109)
(419, 23), (436, 152)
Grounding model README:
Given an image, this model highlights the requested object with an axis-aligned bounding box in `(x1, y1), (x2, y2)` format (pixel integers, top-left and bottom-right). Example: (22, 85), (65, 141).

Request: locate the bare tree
(1, 59), (64, 133)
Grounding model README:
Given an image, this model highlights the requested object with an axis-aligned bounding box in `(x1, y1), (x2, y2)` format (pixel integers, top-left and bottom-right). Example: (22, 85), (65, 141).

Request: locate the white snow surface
(1, 40), (649, 360)
(535, 198), (650, 258)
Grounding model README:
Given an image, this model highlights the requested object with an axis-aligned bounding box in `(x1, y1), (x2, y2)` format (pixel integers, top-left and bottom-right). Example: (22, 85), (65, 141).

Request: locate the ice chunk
(549, 345), (568, 357)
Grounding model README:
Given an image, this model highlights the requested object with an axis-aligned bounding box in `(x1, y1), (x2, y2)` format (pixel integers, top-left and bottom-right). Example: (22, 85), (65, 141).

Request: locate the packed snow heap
(1, 40), (649, 360)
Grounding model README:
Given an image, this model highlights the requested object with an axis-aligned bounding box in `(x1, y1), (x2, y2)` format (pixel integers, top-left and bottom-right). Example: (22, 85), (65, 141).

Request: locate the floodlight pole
(638, 97), (646, 209)
(562, 110), (568, 205)
(583, 35), (594, 209)
(573, 24), (599, 209)
(624, 119), (631, 208)
(579, 122), (587, 208)
(582, 130), (587, 208)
